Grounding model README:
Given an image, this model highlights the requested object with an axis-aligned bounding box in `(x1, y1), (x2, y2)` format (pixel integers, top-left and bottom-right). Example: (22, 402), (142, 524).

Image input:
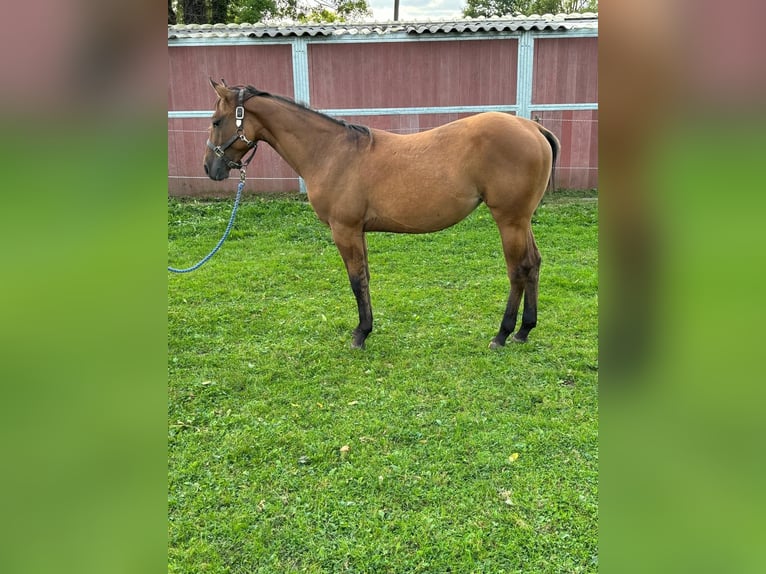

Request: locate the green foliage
(174, 0), (370, 24)
(228, 0), (281, 23)
(463, 0), (597, 18)
(295, 0), (371, 23)
(168, 192), (598, 572)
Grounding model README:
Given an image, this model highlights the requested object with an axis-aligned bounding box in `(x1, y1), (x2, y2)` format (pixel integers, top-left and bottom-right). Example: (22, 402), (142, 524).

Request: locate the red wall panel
(309, 39), (517, 109)
(168, 45), (294, 111)
(532, 37), (597, 105)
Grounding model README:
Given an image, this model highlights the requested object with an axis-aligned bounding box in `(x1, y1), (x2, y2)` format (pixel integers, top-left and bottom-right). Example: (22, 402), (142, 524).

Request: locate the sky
(366, 0), (467, 21)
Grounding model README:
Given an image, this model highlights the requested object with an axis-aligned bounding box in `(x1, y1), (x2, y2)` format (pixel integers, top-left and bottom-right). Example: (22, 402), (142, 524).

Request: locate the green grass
(168, 191), (598, 573)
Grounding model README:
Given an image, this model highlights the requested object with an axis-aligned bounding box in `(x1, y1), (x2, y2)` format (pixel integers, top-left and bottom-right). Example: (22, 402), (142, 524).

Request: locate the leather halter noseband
(206, 88), (258, 170)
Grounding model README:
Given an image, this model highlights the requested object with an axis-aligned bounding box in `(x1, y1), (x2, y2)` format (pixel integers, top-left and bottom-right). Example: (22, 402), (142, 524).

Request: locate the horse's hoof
(350, 340), (366, 350)
(511, 333), (528, 343)
(489, 339), (505, 350)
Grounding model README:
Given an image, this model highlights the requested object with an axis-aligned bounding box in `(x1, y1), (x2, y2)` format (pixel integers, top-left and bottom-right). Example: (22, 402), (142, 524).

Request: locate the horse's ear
(209, 77), (229, 99)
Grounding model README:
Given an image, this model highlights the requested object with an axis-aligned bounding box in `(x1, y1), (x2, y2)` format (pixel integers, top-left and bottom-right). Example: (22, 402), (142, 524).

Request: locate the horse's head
(203, 79), (260, 181)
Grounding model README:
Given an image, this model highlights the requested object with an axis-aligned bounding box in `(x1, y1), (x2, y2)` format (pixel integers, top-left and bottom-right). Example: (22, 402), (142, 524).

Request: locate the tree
(172, 0), (370, 24)
(211, 0), (229, 22)
(463, 0), (596, 18)
(561, 0), (598, 11)
(182, 0), (208, 23)
(228, 0), (280, 23)
(276, 0), (370, 22)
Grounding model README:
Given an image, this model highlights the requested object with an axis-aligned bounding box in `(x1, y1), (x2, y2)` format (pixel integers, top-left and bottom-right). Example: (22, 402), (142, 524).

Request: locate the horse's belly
(365, 194), (480, 233)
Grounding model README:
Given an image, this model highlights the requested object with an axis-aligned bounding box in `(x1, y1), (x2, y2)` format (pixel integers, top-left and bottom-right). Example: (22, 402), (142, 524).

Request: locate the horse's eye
(212, 119), (221, 128)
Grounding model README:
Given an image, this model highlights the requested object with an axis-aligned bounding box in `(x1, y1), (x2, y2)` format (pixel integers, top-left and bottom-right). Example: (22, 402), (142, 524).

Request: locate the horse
(203, 79), (560, 350)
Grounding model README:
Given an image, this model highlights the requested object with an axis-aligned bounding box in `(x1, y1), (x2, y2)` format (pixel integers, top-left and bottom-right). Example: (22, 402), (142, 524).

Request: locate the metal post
(292, 37), (310, 193)
(516, 31), (534, 119)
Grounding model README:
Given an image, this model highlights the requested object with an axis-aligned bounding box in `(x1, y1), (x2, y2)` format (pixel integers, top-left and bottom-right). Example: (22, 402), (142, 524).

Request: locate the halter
(206, 88), (258, 170)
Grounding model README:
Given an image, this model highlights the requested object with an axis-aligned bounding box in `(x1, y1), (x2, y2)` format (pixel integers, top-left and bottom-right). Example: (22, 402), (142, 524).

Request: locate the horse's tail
(537, 125), (560, 193)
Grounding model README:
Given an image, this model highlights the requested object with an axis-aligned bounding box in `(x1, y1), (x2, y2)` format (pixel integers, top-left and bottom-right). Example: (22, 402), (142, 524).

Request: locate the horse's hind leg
(490, 223), (541, 349)
(512, 229), (541, 343)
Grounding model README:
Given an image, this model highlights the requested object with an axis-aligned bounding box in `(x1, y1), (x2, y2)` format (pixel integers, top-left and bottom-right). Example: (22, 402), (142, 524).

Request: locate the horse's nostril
(204, 163), (209, 175)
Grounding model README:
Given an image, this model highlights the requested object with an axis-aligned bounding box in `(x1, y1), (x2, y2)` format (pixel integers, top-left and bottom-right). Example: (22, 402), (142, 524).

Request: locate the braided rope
(167, 177), (244, 274)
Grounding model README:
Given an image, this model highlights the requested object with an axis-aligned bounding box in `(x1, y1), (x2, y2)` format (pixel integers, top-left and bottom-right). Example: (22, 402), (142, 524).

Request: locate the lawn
(168, 190), (598, 573)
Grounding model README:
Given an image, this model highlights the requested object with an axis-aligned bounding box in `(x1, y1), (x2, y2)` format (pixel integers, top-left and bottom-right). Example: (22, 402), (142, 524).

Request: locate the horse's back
(372, 112), (552, 181)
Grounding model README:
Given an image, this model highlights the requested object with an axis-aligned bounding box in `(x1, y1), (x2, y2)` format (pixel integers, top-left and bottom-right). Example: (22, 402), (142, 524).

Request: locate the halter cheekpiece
(206, 88), (258, 170)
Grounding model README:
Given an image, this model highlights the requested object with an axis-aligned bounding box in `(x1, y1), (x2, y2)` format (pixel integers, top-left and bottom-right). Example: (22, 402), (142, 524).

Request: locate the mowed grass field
(168, 190), (598, 573)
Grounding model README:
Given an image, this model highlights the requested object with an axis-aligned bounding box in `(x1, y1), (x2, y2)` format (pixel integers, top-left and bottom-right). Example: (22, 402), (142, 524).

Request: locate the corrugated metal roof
(168, 13), (598, 41)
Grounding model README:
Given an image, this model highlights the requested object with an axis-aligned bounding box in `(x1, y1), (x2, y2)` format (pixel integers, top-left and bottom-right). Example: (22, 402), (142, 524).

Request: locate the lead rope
(167, 169), (247, 274)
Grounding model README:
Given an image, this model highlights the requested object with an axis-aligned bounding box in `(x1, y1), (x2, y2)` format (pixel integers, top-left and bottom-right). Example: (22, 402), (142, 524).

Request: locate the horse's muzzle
(204, 158), (230, 181)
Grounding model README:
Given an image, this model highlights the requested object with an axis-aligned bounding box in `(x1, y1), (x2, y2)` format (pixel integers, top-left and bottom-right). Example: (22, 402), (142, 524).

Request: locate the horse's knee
(511, 259), (535, 284)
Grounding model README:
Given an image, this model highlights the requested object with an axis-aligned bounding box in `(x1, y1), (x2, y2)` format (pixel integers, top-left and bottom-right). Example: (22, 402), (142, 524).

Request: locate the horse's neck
(252, 97), (342, 179)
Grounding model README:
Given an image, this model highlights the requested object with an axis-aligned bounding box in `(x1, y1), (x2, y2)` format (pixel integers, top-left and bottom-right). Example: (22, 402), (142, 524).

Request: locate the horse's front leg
(330, 223), (372, 349)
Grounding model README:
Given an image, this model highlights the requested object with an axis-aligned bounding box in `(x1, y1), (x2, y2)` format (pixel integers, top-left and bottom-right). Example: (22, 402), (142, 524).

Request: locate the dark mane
(240, 85), (372, 144)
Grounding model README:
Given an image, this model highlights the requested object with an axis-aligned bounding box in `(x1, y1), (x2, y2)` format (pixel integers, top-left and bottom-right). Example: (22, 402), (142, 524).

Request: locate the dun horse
(203, 80), (560, 350)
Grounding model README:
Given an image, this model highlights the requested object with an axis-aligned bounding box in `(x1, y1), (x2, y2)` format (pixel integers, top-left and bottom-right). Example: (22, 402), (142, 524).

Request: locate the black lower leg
(490, 289), (521, 348)
(513, 267), (539, 342)
(512, 302), (536, 342)
(349, 275), (372, 349)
